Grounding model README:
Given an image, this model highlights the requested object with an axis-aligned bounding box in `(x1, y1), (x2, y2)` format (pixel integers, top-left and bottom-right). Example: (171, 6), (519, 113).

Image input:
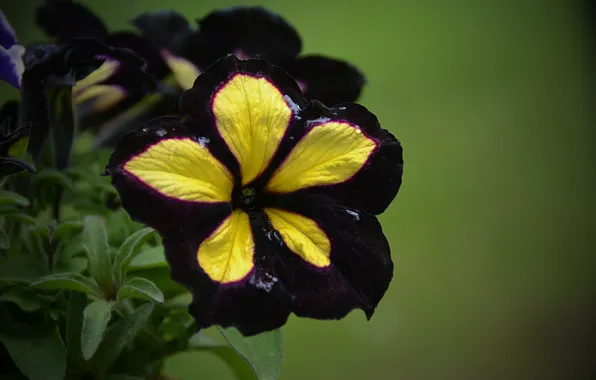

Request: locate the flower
(182, 6), (366, 106)
(35, 0), (198, 123)
(0, 10), (25, 88)
(35, 0), (169, 122)
(106, 55), (403, 336)
(35, 2), (367, 144)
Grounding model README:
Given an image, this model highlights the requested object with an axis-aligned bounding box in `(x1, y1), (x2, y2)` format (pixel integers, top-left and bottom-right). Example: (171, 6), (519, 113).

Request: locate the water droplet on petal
(345, 209), (361, 222)
(197, 136), (210, 147)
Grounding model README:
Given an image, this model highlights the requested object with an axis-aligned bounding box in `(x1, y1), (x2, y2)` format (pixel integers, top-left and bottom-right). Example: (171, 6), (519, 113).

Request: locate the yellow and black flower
(106, 55), (403, 335)
(35, 0), (171, 123)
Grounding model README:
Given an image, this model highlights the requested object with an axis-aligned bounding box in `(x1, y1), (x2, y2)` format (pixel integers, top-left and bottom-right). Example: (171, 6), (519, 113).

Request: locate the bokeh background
(2, 0), (595, 379)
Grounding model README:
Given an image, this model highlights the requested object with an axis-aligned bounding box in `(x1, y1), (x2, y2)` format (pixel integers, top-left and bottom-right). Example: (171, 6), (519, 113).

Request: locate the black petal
(36, 0), (108, 42)
(131, 10), (192, 55)
(23, 39), (147, 86)
(286, 55), (366, 106)
(167, 215), (293, 335)
(0, 156), (36, 177)
(106, 32), (170, 80)
(182, 6), (302, 70)
(0, 100), (18, 135)
(264, 193), (393, 320)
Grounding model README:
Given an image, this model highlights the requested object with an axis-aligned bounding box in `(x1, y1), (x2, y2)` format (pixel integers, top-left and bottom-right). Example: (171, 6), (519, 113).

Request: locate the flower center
(233, 187), (258, 211)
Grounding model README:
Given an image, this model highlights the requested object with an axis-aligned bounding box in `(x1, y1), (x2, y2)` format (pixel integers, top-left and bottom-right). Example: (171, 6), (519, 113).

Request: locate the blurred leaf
(82, 215), (113, 293)
(45, 87), (75, 170)
(112, 227), (154, 286)
(81, 299), (113, 360)
(187, 332), (256, 380)
(51, 220), (83, 242)
(0, 228), (9, 249)
(32, 169), (76, 195)
(67, 167), (116, 194)
(0, 287), (44, 312)
(164, 291), (192, 308)
(105, 375), (145, 380)
(117, 277), (164, 303)
(134, 267), (186, 299)
(0, 324), (66, 380)
(0, 254), (47, 283)
(30, 272), (103, 299)
(0, 190), (29, 207)
(219, 328), (284, 380)
(55, 255), (87, 274)
(4, 212), (37, 225)
(66, 291), (87, 366)
(0, 204), (19, 215)
(90, 303), (154, 376)
(129, 245), (167, 271)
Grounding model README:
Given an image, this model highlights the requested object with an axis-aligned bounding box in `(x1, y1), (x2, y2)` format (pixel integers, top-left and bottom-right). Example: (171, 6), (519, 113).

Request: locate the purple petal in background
(0, 44), (25, 88)
(0, 11), (18, 49)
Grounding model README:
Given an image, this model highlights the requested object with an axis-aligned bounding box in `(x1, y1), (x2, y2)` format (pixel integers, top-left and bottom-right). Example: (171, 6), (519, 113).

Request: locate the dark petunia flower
(106, 55), (403, 336)
(180, 6), (367, 106)
(18, 37), (152, 169)
(35, 0), (176, 122)
(37, 3), (366, 122)
(0, 10), (25, 88)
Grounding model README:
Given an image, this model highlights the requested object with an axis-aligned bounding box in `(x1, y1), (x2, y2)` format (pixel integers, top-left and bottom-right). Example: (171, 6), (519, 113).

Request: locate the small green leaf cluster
(0, 134), (283, 380)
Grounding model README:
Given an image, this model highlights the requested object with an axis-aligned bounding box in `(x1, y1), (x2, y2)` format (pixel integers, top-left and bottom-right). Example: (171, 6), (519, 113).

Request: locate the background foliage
(2, 0), (595, 379)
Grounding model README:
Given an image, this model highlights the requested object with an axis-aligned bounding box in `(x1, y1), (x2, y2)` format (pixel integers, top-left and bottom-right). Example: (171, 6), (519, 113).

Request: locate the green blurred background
(2, 0), (595, 379)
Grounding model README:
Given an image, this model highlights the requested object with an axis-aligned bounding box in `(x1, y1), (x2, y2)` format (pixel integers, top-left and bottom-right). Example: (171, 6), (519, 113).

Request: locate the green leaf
(90, 303), (154, 375)
(67, 167), (117, 194)
(82, 216), (113, 293)
(30, 272), (103, 299)
(0, 287), (44, 312)
(187, 333), (256, 380)
(219, 328), (284, 380)
(66, 291), (87, 366)
(0, 204), (19, 215)
(45, 86), (75, 170)
(0, 190), (29, 207)
(117, 277), (164, 303)
(0, 228), (9, 249)
(55, 255), (88, 274)
(134, 267), (186, 299)
(0, 324), (66, 380)
(129, 245), (167, 271)
(32, 169), (76, 195)
(0, 254), (47, 283)
(112, 227), (155, 286)
(81, 299), (114, 360)
(3, 212), (37, 225)
(105, 375), (145, 380)
(51, 220), (83, 243)
(165, 291), (192, 308)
